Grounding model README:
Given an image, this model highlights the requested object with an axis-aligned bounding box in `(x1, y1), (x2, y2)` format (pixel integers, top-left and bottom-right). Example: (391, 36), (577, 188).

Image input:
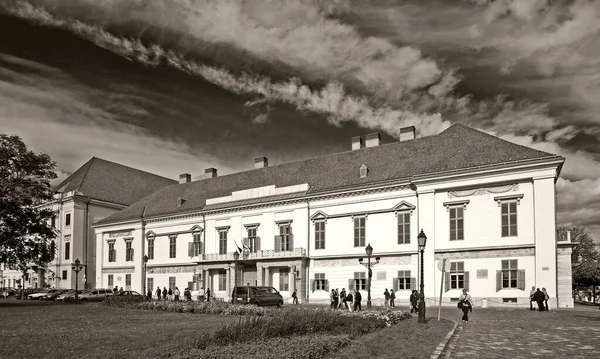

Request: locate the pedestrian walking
(168, 287), (173, 301)
(292, 289), (299, 304)
(206, 288), (211, 302)
(384, 289), (390, 307)
(330, 289), (336, 309)
(156, 287), (162, 301)
(542, 288), (550, 311)
(529, 286), (536, 310)
(458, 289), (472, 322)
(389, 289), (396, 308)
(339, 288), (347, 309)
(162, 287), (168, 301)
(174, 287), (180, 301)
(146, 289), (152, 300)
(354, 290), (362, 312)
(410, 290), (419, 314)
(347, 290), (354, 312)
(533, 288), (545, 311)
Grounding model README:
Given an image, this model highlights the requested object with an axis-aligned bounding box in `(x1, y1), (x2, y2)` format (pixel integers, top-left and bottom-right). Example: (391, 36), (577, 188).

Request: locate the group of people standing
(529, 286), (550, 311)
(330, 288), (363, 311)
(383, 289), (396, 307)
(150, 287), (207, 302)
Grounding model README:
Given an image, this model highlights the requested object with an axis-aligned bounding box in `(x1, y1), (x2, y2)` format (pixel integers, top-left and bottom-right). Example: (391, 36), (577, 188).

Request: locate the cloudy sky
(1, 0), (599, 238)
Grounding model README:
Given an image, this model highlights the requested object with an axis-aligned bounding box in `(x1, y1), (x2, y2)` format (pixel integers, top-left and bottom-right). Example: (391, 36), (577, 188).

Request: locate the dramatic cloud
(0, 52), (236, 180)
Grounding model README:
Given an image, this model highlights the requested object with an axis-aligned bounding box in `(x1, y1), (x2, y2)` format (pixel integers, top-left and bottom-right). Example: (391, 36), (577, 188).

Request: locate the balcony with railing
(192, 235), (306, 262)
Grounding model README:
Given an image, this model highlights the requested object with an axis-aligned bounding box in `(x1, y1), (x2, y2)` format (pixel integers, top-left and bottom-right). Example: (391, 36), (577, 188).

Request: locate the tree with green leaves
(558, 226), (600, 303)
(0, 134), (57, 297)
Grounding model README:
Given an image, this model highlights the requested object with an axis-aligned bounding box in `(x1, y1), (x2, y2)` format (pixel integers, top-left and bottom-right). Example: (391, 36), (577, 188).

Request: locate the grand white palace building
(92, 124), (574, 308)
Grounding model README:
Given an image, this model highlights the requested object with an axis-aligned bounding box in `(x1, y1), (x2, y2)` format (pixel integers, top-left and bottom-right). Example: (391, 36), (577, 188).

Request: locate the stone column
(557, 243), (575, 308)
(226, 267), (231, 301)
(256, 263), (263, 288)
(264, 267), (270, 286)
(289, 265), (296, 304)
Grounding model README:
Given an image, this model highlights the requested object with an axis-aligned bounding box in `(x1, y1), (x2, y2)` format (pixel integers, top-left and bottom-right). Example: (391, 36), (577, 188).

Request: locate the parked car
(231, 286), (283, 307)
(112, 290), (141, 296)
(56, 290), (87, 301)
(43, 289), (70, 301)
(27, 289), (53, 300)
(1, 287), (17, 296)
(78, 289), (114, 301)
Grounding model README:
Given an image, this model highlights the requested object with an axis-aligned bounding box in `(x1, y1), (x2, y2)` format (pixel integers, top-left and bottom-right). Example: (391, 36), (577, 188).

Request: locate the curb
(430, 319), (459, 359)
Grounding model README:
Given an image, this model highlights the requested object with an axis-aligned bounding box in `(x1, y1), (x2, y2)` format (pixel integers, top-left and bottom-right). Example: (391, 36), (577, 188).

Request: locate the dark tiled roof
(54, 157), (177, 206)
(95, 123), (563, 225)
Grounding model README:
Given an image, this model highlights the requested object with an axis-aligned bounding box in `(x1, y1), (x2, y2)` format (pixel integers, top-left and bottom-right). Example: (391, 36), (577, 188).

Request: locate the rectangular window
(501, 202), (518, 237)
(64, 242), (70, 260)
(108, 274), (113, 287)
(397, 270), (411, 290)
(125, 274), (131, 289)
(218, 271), (226, 291)
(65, 213), (71, 226)
(125, 240), (134, 262)
(502, 259), (518, 289)
(62, 270), (67, 280)
(450, 262), (465, 289)
(354, 217), (366, 247)
(279, 224), (292, 251)
(315, 221), (325, 250)
(193, 233), (202, 256)
(147, 277), (153, 292)
(169, 235), (177, 258)
(108, 241), (116, 262)
(51, 215), (56, 228)
(219, 230), (228, 255)
(397, 212), (411, 244)
(279, 268), (290, 292)
(449, 207), (464, 241)
(147, 238), (154, 260)
(169, 276), (176, 291)
(315, 273), (327, 291)
(354, 272), (367, 291)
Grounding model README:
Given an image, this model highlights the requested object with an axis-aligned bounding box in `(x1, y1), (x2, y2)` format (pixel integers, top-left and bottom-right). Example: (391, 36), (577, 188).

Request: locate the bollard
(482, 298), (488, 308)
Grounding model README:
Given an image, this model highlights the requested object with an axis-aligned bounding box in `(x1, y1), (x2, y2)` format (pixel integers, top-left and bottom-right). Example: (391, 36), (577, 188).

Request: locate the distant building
(0, 158), (176, 290)
(92, 124), (573, 308)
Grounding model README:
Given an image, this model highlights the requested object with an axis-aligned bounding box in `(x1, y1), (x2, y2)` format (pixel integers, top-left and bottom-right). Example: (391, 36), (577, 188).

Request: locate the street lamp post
(143, 255), (149, 300)
(417, 230), (427, 324)
(358, 243), (380, 310)
(72, 259), (84, 300)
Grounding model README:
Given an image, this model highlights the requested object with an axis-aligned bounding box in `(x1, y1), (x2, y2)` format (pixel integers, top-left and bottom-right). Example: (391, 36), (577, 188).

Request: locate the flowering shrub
(194, 309), (386, 350)
(103, 299), (268, 316)
(175, 334), (351, 359)
(102, 295), (145, 307)
(336, 309), (412, 326)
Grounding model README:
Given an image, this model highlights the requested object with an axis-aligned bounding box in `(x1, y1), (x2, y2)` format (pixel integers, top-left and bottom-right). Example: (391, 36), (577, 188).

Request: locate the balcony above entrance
(192, 247), (307, 263)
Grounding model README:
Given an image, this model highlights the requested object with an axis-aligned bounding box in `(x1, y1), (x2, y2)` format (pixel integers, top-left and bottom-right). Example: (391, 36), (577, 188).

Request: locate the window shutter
(274, 235), (281, 252)
(243, 237), (249, 248)
(289, 234), (294, 251)
(256, 237), (261, 251)
(188, 242), (194, 257)
(444, 272), (451, 293)
(517, 270), (525, 290)
(410, 277), (416, 291)
(311, 280), (315, 292)
(131, 248), (134, 261)
(496, 270), (502, 292)
(198, 241), (203, 255)
(393, 278), (399, 292)
(464, 271), (469, 290)
(325, 279), (329, 292)
(187, 281), (194, 290)
(348, 279), (354, 291)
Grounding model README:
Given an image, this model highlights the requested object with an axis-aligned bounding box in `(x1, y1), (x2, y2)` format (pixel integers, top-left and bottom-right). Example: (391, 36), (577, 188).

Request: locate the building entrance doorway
(236, 265), (257, 286)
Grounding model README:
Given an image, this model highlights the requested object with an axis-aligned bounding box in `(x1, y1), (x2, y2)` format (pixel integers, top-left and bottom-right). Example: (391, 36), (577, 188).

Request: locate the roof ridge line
(76, 157), (96, 194)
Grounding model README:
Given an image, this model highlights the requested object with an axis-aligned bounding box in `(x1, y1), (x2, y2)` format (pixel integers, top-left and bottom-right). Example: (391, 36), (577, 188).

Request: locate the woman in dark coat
(156, 287), (162, 301)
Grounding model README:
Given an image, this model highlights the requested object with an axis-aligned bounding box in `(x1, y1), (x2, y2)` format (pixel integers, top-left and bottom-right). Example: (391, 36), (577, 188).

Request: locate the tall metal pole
(367, 254), (372, 310)
(74, 270), (79, 301)
(418, 248), (426, 323)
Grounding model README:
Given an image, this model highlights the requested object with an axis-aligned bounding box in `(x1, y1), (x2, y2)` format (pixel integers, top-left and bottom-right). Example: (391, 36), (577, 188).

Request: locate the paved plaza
(439, 304), (600, 358)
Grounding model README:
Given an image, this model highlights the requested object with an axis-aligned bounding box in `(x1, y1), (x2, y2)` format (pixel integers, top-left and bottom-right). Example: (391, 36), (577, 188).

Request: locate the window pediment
(443, 200), (470, 211)
(145, 231), (156, 239)
(494, 194), (524, 207)
(189, 225), (204, 233)
(310, 210), (328, 223)
(392, 201), (416, 216)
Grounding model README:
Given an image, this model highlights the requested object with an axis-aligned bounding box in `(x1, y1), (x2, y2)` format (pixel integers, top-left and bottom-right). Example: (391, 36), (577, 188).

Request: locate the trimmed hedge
(102, 295), (145, 307)
(194, 309), (387, 350)
(176, 334), (351, 359)
(102, 299), (267, 316)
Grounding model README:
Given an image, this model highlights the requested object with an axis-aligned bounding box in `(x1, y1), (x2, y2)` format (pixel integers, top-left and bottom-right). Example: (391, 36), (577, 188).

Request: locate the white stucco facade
(93, 153), (572, 308)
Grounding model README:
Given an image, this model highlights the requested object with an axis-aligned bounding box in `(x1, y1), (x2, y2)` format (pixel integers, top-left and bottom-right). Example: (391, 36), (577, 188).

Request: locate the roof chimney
(352, 136), (363, 150)
(365, 132), (381, 148)
(205, 168), (217, 178)
(179, 173), (191, 184)
(254, 157), (268, 169)
(399, 126), (416, 141)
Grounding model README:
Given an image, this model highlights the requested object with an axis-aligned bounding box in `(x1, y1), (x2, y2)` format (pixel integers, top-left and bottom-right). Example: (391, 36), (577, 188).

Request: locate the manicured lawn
(330, 316), (454, 359)
(0, 300), (239, 359)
